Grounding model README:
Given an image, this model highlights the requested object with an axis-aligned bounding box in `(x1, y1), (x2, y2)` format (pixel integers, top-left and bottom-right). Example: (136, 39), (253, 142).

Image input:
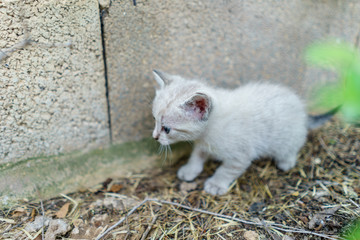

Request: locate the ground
(1, 120), (359, 240)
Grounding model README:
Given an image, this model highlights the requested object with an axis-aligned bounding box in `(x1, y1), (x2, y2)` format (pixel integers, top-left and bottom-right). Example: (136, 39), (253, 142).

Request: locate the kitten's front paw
(204, 177), (229, 195)
(177, 164), (202, 182)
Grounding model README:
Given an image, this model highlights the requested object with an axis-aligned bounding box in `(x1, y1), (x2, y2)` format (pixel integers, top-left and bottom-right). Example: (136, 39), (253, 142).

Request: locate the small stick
(318, 136), (336, 160)
(140, 215), (158, 240)
(40, 198), (45, 240)
(0, 217), (30, 236)
(348, 198), (360, 209)
(95, 198), (149, 240)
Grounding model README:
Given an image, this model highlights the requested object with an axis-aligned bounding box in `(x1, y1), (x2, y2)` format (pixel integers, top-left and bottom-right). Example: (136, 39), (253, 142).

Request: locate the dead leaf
(102, 178), (113, 189)
(308, 205), (341, 229)
(109, 183), (124, 192)
(30, 208), (37, 221)
(243, 230), (259, 240)
(34, 235), (42, 240)
(299, 216), (309, 224)
(12, 207), (27, 217)
(56, 202), (71, 218)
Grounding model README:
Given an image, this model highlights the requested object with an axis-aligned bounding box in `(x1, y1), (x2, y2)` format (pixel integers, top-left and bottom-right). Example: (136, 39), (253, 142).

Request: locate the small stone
(180, 181), (198, 192)
(44, 219), (70, 240)
(243, 230), (259, 240)
(25, 216), (51, 232)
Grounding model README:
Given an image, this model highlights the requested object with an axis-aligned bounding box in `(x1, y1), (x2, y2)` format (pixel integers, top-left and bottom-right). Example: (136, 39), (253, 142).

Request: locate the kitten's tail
(307, 105), (341, 130)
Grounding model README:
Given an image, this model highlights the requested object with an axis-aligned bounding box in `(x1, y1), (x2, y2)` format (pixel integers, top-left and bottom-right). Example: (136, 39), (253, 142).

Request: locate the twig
(60, 193), (78, 217)
(95, 198), (342, 240)
(140, 215), (158, 240)
(95, 198), (149, 240)
(318, 136), (336, 160)
(348, 198), (360, 209)
(0, 216), (31, 236)
(40, 198), (45, 240)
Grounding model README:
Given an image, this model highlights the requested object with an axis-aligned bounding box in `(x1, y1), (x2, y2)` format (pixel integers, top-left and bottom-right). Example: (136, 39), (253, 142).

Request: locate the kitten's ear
(182, 93), (212, 121)
(152, 69), (168, 89)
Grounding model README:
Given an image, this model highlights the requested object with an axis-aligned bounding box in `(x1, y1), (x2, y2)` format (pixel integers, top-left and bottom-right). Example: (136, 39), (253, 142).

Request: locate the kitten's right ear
(182, 93), (212, 121)
(153, 69), (166, 89)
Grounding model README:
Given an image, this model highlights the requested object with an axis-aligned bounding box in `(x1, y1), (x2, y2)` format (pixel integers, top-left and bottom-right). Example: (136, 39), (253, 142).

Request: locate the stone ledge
(0, 138), (191, 208)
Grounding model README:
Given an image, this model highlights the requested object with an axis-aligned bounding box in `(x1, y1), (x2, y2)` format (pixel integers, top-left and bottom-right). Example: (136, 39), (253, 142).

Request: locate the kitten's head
(151, 70), (212, 146)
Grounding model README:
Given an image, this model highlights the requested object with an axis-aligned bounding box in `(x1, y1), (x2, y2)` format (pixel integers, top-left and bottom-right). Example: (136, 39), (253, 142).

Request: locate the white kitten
(151, 70), (336, 195)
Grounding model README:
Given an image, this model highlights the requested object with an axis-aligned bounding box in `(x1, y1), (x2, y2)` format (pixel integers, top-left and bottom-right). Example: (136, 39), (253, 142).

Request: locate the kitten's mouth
(158, 138), (173, 146)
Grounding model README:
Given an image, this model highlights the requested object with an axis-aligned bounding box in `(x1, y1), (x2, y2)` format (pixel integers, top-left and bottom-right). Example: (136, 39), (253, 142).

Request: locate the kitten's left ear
(182, 93), (212, 121)
(153, 69), (168, 89)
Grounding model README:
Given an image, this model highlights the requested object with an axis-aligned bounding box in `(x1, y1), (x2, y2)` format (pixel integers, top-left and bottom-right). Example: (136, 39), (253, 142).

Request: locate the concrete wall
(104, 0), (360, 144)
(0, 0), (109, 164)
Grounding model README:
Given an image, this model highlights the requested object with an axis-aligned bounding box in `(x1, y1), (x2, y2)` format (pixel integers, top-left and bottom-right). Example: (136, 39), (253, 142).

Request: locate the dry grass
(1, 120), (359, 240)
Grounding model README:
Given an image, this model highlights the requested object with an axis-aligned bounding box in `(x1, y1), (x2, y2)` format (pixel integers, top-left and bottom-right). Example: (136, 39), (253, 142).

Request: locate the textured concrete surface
(0, 139), (191, 207)
(0, 0), (109, 164)
(104, 0), (360, 143)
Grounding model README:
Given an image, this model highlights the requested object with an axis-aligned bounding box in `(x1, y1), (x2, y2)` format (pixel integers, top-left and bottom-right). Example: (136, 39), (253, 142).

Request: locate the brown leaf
(30, 208), (37, 222)
(102, 178), (113, 189)
(12, 207), (27, 217)
(109, 184), (123, 192)
(55, 203), (71, 218)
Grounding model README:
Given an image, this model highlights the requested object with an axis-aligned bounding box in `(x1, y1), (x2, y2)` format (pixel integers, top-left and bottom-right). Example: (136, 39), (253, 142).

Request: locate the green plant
(305, 41), (360, 124)
(343, 219), (360, 240)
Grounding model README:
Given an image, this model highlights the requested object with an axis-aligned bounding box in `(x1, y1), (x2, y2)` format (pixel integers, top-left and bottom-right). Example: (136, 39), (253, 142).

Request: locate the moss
(0, 138), (191, 208)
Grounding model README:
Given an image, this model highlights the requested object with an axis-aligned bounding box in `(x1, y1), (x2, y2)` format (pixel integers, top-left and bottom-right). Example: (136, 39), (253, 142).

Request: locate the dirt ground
(1, 120), (360, 240)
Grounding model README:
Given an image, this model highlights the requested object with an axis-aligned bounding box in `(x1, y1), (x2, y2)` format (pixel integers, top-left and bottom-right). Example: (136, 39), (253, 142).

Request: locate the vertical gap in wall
(99, 8), (113, 143)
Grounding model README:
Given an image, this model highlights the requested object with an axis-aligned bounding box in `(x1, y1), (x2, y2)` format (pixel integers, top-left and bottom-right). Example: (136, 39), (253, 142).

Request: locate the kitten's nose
(153, 132), (159, 140)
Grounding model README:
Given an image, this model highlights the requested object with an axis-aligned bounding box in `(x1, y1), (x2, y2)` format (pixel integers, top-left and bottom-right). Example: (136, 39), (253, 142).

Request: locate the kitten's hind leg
(204, 159), (251, 195)
(177, 145), (207, 182)
(275, 153), (298, 172)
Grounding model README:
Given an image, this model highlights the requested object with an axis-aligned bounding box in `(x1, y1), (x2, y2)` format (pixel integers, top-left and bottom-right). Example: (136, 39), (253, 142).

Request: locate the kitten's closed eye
(162, 126), (171, 134)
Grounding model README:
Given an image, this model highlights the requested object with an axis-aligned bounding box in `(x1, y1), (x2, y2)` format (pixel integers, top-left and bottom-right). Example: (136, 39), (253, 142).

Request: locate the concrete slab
(0, 138), (191, 207)
(0, 0), (109, 164)
(104, 0), (360, 143)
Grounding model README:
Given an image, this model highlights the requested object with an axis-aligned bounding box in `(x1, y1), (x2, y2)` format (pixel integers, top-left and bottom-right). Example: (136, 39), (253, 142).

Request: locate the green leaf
(305, 40), (360, 123)
(305, 41), (360, 72)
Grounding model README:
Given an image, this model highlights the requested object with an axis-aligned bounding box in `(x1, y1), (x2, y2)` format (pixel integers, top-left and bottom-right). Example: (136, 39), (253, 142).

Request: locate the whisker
(161, 145), (167, 167)
(158, 145), (163, 155)
(167, 145), (173, 166)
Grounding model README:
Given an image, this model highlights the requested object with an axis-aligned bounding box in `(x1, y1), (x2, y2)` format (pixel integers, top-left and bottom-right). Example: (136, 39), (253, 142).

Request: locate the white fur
(151, 71), (308, 195)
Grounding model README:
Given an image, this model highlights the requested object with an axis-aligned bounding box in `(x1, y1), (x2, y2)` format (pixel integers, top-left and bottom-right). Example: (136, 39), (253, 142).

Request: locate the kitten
(151, 70), (337, 195)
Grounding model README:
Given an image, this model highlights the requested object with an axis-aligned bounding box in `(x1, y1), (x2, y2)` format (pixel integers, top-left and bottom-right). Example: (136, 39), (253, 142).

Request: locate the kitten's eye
(162, 126), (171, 134)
